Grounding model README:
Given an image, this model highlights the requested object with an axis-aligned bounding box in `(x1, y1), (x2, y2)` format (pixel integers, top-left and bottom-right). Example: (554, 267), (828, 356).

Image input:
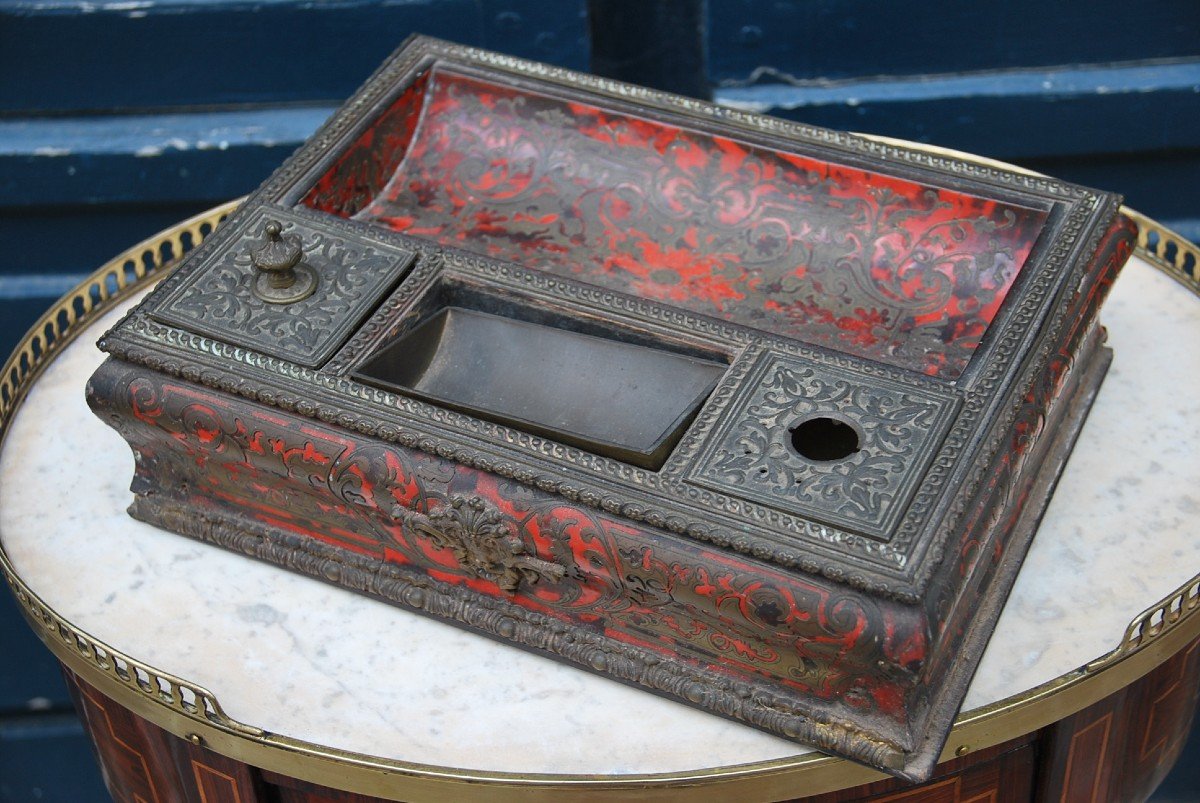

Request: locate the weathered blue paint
(717, 60), (1200, 111)
(0, 107), (331, 157)
(0, 0), (589, 114)
(714, 60), (1200, 159)
(1, 143), (290, 208)
(1021, 154), (1200, 241)
(0, 107), (330, 206)
(709, 0), (1200, 82)
(0, 274), (89, 299)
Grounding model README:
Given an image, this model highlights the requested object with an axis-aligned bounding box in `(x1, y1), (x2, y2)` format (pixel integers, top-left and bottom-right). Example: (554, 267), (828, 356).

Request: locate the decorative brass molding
(1104, 574), (1200, 669)
(1125, 207), (1199, 291)
(1, 192), (1198, 799)
(398, 495), (567, 594)
(151, 208), (416, 368)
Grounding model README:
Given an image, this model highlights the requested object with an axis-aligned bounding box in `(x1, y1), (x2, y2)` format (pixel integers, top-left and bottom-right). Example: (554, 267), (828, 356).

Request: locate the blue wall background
(1, 2), (1198, 799)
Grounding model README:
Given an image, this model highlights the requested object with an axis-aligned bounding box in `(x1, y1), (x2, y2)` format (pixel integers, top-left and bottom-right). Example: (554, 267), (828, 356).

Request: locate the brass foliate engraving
(397, 495), (566, 594)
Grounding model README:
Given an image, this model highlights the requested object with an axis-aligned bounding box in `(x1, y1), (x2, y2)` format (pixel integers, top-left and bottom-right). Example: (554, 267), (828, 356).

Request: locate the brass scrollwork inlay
(397, 495), (565, 594)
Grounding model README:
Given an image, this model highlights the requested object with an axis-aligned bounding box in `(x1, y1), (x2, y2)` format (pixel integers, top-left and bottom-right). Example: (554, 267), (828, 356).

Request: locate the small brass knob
(251, 220), (318, 304)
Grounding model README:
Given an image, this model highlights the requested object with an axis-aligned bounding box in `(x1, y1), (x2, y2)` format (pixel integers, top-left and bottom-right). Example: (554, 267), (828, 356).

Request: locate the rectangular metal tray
(354, 307), (725, 469)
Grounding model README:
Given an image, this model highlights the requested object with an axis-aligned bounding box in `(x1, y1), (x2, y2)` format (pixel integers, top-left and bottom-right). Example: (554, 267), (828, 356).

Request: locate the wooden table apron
(2, 187), (1199, 801)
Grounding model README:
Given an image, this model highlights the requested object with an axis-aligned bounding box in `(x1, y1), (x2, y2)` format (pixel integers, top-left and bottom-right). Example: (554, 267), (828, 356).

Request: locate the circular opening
(789, 416), (861, 461)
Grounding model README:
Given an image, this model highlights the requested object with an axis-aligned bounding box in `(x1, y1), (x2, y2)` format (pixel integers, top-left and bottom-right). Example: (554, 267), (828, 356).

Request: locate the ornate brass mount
(396, 495), (566, 594)
(250, 220), (318, 304)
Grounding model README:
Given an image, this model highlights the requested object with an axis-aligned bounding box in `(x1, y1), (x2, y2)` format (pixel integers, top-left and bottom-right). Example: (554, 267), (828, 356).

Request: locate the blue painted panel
(0, 108), (327, 207)
(0, 0), (588, 114)
(0, 589), (74, 714)
(713, 61), (1200, 160)
(0, 203), (213, 278)
(0, 714), (109, 802)
(589, 0), (709, 98)
(2, 62), (1197, 216)
(1021, 153), (1200, 233)
(709, 0), (1200, 83)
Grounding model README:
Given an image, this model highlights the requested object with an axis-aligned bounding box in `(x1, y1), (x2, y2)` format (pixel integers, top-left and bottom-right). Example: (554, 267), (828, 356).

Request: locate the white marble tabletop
(2, 255), (1198, 776)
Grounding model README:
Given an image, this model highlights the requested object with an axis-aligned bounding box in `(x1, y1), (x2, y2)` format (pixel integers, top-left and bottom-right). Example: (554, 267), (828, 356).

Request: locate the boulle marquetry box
(84, 36), (1136, 781)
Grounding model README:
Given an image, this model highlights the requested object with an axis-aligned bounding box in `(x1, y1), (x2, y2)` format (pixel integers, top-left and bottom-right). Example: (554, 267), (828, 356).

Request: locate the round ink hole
(790, 417), (861, 462)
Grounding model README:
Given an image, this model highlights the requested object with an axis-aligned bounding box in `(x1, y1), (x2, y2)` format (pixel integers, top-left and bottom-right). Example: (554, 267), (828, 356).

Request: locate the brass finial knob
(251, 220), (318, 304)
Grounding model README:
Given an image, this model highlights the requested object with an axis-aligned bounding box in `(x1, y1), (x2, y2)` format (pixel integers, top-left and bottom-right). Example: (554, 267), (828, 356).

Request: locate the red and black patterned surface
(307, 68), (1049, 378)
(303, 70), (430, 220)
(89, 364), (927, 724)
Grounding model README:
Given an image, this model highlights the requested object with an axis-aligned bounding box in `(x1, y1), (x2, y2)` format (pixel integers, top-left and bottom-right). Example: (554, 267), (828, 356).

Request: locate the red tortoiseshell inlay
(100, 371), (929, 721)
(304, 68), (1049, 378)
(303, 70), (431, 218)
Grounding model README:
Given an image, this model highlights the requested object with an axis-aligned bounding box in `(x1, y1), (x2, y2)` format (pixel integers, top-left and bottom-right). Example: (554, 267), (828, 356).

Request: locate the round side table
(2, 198), (1198, 803)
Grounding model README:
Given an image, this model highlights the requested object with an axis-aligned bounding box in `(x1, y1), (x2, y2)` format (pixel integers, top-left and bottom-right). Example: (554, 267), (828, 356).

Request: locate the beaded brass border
(1, 185), (1198, 800)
